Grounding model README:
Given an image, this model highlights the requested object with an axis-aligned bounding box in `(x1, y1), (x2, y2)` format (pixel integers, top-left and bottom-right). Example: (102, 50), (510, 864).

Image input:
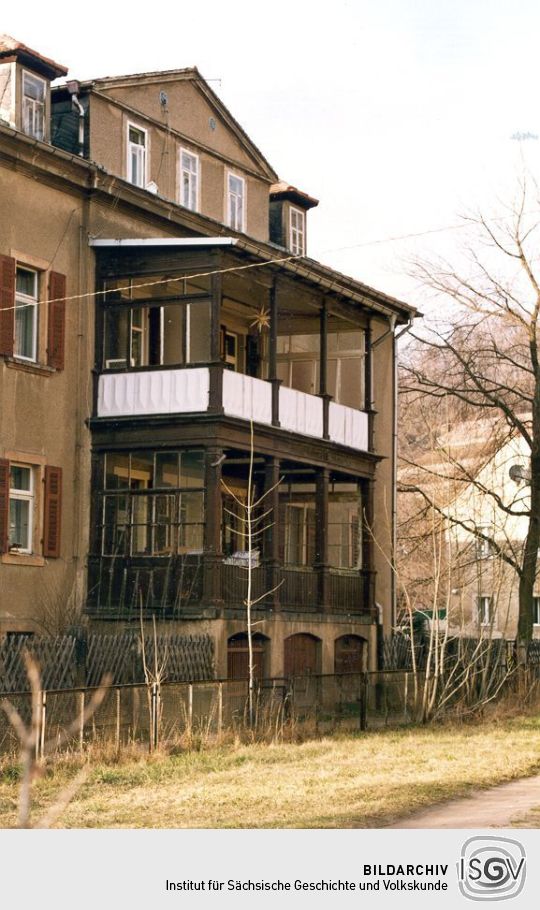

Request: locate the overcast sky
(4, 1), (540, 308)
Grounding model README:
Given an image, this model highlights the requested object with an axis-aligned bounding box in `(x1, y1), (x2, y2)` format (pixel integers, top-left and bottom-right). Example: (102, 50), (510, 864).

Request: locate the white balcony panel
(223, 371), (272, 425)
(329, 402), (368, 451)
(97, 368), (210, 417)
(279, 387), (323, 438)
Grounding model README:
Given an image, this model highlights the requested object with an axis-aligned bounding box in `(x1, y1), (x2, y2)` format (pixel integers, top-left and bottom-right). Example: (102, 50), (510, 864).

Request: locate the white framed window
(475, 524), (492, 559)
(533, 596), (540, 626)
(290, 207), (305, 255)
(9, 465), (34, 554)
(227, 173), (245, 232)
(477, 595), (494, 626)
(14, 266), (39, 362)
(22, 71), (46, 140)
(127, 123), (147, 188)
(180, 149), (199, 211)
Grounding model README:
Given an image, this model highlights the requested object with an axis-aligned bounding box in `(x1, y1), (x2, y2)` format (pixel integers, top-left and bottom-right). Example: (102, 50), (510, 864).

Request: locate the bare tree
(221, 422), (282, 726)
(400, 182), (540, 644)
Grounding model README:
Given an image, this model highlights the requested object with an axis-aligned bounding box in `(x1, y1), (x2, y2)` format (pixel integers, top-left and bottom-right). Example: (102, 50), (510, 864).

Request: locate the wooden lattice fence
(0, 632), (214, 693)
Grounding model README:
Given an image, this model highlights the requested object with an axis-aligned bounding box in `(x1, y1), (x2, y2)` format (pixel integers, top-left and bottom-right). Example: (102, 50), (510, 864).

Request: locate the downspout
(67, 80), (85, 157)
(392, 318), (413, 630)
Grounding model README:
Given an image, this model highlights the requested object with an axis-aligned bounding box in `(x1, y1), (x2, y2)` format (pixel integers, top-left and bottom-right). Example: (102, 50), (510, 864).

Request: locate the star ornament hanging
(250, 306), (271, 332)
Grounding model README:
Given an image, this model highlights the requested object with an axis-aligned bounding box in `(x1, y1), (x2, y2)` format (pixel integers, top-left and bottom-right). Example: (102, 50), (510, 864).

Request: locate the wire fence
(2, 666), (539, 758)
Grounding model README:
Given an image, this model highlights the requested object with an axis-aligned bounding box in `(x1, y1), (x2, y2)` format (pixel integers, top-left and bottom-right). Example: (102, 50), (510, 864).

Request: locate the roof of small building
(0, 34), (68, 79)
(270, 181), (319, 210)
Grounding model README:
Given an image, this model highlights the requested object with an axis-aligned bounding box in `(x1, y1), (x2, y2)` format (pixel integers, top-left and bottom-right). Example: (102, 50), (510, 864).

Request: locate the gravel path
(387, 774), (540, 828)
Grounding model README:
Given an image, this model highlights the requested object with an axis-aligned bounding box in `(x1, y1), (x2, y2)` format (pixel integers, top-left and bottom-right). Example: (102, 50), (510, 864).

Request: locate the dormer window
(290, 207), (305, 256)
(127, 124), (147, 188)
(22, 71), (46, 140)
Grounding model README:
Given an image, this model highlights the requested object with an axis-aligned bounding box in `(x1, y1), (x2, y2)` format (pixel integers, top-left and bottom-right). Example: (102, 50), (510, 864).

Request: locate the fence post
(115, 688), (121, 752)
(187, 683), (193, 737)
(217, 682), (223, 737)
(79, 691), (85, 752)
(403, 672), (409, 722)
(39, 691), (47, 759)
(359, 673), (368, 732)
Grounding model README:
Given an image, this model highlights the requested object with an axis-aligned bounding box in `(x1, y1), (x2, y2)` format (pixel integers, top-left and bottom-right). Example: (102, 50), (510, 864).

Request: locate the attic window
(290, 207), (305, 255)
(22, 71), (46, 140)
(127, 124), (147, 188)
(227, 173), (245, 232)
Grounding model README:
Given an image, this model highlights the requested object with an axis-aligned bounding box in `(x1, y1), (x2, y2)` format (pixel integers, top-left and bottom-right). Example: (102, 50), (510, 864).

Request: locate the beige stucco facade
(0, 37), (416, 677)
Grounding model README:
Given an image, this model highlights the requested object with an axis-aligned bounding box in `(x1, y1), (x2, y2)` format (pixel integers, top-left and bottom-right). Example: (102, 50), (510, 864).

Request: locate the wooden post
(78, 691), (85, 752)
(269, 278), (281, 426)
(217, 682), (223, 737)
(208, 260), (224, 414)
(264, 455), (281, 612)
(115, 688), (121, 752)
(365, 318), (374, 452)
(187, 683), (193, 737)
(39, 691), (47, 760)
(203, 446), (224, 609)
(315, 467), (330, 611)
(319, 301), (331, 440)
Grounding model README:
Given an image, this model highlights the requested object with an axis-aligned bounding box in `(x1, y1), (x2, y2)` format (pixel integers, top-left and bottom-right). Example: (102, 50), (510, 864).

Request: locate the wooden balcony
(96, 366), (369, 453)
(86, 555), (372, 620)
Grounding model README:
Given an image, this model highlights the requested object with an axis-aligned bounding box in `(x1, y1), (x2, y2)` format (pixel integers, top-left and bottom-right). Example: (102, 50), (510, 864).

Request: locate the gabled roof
(56, 66), (278, 182)
(0, 34), (68, 79)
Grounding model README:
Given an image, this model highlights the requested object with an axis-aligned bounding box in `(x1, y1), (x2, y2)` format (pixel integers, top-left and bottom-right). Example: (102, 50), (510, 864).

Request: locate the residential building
(0, 35), (416, 676)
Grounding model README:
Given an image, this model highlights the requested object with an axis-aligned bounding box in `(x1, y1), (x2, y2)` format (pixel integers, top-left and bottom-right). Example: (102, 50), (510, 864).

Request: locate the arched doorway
(334, 634), (366, 673)
(284, 633), (321, 677)
(227, 633), (268, 680)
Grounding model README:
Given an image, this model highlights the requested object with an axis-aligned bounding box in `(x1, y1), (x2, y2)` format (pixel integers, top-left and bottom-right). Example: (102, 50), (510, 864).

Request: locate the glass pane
(155, 453), (179, 488)
(103, 495), (129, 555)
(131, 494), (152, 554)
(338, 358), (363, 409)
(179, 451), (204, 488)
(129, 126), (145, 145)
(289, 334), (319, 354)
(16, 268), (37, 297)
(9, 499), (30, 550)
(105, 453), (130, 489)
(338, 331), (364, 352)
(290, 360), (315, 394)
(154, 495), (176, 555)
(161, 304), (184, 365)
(10, 465), (31, 492)
(104, 308), (128, 367)
(23, 73), (45, 101)
(180, 491), (204, 523)
(130, 452), (154, 488)
(187, 301), (210, 362)
(14, 303), (36, 359)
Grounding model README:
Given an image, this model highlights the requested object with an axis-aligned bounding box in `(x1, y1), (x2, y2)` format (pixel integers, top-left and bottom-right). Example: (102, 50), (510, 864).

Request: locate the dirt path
(387, 774), (540, 828)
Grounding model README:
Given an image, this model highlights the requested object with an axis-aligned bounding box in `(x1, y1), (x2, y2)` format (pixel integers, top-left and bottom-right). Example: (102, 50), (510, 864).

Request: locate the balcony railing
(96, 366), (369, 452)
(86, 555), (371, 619)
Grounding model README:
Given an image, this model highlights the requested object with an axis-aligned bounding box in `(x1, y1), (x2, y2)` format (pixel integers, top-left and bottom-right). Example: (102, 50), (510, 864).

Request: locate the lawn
(2, 718), (540, 828)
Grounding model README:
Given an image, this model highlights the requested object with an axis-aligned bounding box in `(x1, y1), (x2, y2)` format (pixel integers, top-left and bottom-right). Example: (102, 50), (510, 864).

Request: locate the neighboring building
(0, 35), (416, 676)
(398, 414), (537, 641)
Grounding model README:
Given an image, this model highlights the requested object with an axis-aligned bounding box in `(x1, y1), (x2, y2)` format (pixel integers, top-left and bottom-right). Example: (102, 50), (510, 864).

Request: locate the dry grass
(2, 716), (540, 828)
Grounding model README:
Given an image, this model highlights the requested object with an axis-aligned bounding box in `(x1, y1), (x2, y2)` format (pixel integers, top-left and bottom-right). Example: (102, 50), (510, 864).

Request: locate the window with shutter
(47, 272), (66, 369)
(0, 458), (9, 554)
(0, 255), (15, 357)
(43, 466), (62, 558)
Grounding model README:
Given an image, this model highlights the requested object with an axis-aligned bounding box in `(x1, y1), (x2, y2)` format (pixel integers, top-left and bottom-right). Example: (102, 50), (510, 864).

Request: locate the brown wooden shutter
(43, 466), (62, 558)
(47, 272), (66, 370)
(0, 255), (15, 357)
(0, 458), (9, 554)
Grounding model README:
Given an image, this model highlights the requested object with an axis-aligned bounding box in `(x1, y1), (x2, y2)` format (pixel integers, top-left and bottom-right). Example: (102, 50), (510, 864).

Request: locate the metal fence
(0, 672), (424, 756)
(3, 666), (539, 758)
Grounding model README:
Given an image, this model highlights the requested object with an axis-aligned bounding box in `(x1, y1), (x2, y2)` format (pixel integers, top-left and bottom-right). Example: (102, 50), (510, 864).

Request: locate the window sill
(3, 357), (55, 377)
(2, 553), (46, 567)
